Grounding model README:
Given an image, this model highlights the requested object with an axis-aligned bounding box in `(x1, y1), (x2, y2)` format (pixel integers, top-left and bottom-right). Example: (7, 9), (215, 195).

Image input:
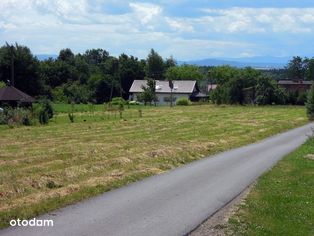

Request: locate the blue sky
(1, 0), (314, 60)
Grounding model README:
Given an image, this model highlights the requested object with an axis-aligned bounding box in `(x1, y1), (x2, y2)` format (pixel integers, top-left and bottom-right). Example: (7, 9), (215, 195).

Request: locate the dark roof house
(0, 86), (36, 107)
(278, 80), (313, 93)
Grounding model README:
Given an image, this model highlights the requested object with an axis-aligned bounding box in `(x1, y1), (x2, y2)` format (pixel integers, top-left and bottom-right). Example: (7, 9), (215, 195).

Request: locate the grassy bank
(0, 105), (308, 228)
(229, 137), (314, 236)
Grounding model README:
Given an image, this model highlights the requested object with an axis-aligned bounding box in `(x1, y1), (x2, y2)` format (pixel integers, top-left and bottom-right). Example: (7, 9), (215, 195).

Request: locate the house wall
(131, 93), (191, 105)
(278, 84), (312, 93)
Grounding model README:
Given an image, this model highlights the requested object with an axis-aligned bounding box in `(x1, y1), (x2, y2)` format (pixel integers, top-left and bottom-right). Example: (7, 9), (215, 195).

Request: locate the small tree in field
(306, 85), (314, 120)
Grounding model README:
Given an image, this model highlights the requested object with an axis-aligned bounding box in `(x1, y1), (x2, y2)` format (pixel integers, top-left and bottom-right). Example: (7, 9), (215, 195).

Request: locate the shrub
(108, 97), (125, 111)
(176, 97), (191, 106)
(35, 99), (54, 125)
(0, 108), (33, 126)
(68, 103), (75, 123)
(38, 110), (49, 125)
(306, 85), (314, 120)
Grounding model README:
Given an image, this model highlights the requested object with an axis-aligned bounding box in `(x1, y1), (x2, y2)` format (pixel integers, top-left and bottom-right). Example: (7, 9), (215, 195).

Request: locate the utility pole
(169, 80), (174, 107)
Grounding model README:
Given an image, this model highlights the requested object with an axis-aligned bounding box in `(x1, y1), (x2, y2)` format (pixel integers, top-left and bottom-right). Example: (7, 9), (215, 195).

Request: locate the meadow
(0, 104), (309, 228)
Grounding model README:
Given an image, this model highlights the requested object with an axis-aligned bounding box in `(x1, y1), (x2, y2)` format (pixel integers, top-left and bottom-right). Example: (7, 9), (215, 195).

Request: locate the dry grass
(0, 105), (308, 228)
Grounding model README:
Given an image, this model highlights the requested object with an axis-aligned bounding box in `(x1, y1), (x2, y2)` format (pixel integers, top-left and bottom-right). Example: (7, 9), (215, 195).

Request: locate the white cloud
(201, 7), (314, 33)
(129, 2), (162, 25)
(1, 1), (313, 59)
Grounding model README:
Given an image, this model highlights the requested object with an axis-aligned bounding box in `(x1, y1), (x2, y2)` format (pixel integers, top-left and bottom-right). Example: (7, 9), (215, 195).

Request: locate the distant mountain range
(36, 54), (58, 60)
(36, 54), (290, 69)
(181, 56), (291, 69)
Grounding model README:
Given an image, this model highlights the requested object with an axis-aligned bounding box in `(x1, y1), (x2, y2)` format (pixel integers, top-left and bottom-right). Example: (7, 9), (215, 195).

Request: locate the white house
(129, 80), (207, 105)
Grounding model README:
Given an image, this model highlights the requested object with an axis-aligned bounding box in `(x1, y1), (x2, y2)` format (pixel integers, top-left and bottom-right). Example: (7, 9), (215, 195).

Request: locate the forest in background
(0, 43), (314, 105)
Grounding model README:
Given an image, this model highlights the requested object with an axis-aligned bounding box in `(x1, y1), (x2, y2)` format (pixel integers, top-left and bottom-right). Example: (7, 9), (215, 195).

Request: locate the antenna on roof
(6, 42), (15, 87)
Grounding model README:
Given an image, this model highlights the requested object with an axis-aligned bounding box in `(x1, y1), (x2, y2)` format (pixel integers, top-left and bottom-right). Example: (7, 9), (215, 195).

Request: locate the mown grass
(229, 137), (314, 236)
(0, 105), (308, 228)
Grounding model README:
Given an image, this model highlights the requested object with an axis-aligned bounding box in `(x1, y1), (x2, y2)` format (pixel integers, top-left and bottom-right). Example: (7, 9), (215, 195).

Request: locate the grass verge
(229, 137), (314, 236)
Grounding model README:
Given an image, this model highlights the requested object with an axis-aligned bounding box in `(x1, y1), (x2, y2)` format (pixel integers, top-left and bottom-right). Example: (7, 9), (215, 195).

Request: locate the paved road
(1, 123), (313, 236)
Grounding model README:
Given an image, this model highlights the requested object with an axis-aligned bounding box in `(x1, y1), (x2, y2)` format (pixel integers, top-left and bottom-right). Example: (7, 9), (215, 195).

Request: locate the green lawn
(229, 137), (314, 236)
(0, 105), (309, 228)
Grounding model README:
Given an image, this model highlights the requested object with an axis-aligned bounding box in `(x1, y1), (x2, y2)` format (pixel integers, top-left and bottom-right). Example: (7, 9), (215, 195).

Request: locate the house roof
(278, 80), (313, 85)
(0, 86), (36, 103)
(129, 80), (196, 94)
(191, 92), (209, 98)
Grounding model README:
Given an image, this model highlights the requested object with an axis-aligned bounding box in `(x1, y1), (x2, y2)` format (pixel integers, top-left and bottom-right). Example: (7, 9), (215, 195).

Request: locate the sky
(1, 0), (314, 60)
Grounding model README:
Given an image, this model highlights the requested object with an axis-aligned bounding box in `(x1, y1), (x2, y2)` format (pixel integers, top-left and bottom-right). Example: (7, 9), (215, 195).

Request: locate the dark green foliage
(118, 54), (145, 100)
(110, 97), (126, 109)
(0, 43), (43, 96)
(0, 107), (32, 126)
(147, 49), (164, 80)
(68, 103), (75, 123)
(165, 65), (203, 82)
(138, 78), (157, 105)
(36, 99), (53, 125)
(210, 73), (286, 106)
(255, 76), (286, 105)
(0, 42), (312, 108)
(38, 109), (49, 125)
(286, 56), (306, 80)
(306, 85), (314, 120)
(176, 97), (191, 106)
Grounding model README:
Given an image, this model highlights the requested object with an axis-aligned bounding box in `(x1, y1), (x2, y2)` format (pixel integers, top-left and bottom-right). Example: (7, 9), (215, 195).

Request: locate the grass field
(229, 137), (314, 236)
(0, 105), (309, 228)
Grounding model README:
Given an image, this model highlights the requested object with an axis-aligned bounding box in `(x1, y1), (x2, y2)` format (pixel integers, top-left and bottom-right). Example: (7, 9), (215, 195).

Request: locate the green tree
(305, 58), (314, 81)
(0, 43), (43, 96)
(286, 56), (306, 80)
(138, 78), (157, 105)
(147, 49), (164, 80)
(306, 85), (314, 120)
(208, 65), (240, 85)
(83, 49), (109, 65)
(165, 65), (203, 82)
(118, 54), (145, 100)
(255, 76), (286, 105)
(58, 48), (75, 63)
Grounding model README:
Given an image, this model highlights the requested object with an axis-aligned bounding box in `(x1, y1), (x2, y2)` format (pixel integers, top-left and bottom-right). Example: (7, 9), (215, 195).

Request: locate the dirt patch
(189, 184), (254, 236)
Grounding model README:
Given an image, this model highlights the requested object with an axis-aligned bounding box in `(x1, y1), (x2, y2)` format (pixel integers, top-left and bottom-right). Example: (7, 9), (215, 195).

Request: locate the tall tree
(147, 49), (164, 80)
(305, 58), (314, 81)
(165, 65), (203, 81)
(118, 54), (145, 100)
(0, 43), (43, 96)
(286, 56), (306, 80)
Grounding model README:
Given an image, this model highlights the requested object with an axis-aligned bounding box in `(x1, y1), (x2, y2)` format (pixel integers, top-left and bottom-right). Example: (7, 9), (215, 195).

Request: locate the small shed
(0, 86), (36, 107)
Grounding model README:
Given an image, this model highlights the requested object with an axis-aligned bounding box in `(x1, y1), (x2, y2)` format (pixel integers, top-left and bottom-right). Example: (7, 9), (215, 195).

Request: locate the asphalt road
(1, 123), (313, 236)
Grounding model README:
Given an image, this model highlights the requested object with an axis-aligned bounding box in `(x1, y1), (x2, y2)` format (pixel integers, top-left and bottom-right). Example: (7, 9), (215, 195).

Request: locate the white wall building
(129, 80), (205, 105)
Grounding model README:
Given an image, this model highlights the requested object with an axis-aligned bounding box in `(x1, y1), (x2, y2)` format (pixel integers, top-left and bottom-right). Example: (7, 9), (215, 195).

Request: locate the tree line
(0, 43), (313, 106)
(0, 44), (204, 104)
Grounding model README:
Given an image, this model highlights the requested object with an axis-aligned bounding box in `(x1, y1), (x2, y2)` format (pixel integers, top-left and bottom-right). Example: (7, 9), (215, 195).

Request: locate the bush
(0, 107), (33, 126)
(108, 97), (125, 111)
(38, 110), (49, 125)
(68, 103), (75, 123)
(306, 85), (314, 120)
(34, 99), (54, 125)
(176, 97), (191, 106)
